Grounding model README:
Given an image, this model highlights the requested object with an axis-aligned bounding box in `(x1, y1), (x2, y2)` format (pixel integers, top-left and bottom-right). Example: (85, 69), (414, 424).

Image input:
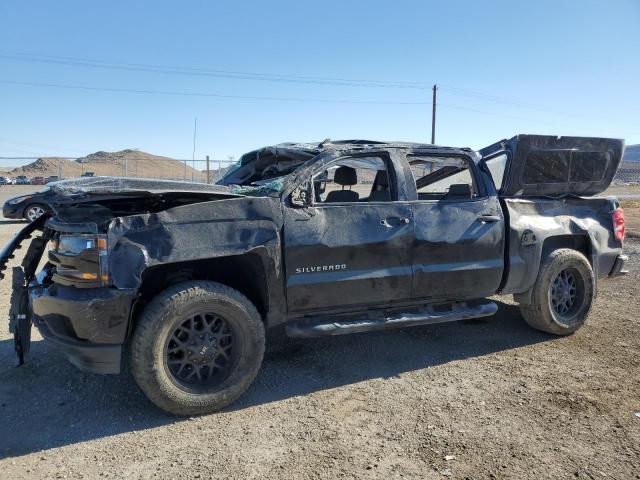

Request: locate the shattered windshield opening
(218, 144), (318, 195)
(229, 177), (287, 196)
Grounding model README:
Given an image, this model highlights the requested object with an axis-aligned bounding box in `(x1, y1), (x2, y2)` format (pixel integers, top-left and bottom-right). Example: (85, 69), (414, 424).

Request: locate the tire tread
(130, 281), (265, 416)
(519, 248), (594, 336)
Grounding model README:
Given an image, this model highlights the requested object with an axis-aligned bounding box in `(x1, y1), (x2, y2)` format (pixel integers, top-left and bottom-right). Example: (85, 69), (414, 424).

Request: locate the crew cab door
(405, 151), (505, 301)
(282, 152), (413, 314)
(479, 134), (624, 196)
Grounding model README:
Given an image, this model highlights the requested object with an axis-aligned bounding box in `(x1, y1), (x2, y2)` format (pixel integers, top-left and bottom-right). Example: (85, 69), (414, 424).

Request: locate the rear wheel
(519, 248), (594, 335)
(130, 281), (265, 415)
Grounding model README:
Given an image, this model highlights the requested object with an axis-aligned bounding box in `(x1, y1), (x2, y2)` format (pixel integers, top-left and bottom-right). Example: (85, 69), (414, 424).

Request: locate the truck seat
(325, 166), (360, 203)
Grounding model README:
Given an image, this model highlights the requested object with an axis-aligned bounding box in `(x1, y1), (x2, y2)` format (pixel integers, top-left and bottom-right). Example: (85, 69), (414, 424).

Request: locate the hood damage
(42, 176), (244, 224)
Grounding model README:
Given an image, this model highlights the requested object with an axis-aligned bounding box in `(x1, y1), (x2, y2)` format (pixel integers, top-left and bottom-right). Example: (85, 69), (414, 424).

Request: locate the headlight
(7, 195), (31, 205)
(49, 234), (110, 287)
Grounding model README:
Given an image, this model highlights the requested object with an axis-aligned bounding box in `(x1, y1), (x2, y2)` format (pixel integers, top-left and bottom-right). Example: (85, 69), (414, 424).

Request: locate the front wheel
(130, 281), (265, 415)
(519, 248), (595, 335)
(24, 204), (47, 222)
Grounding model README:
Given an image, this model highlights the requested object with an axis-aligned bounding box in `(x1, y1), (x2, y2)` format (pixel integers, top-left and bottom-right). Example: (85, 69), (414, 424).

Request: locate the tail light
(612, 208), (625, 242)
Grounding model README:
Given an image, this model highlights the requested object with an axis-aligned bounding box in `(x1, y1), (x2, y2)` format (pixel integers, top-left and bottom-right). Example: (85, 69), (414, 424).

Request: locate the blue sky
(0, 0), (638, 165)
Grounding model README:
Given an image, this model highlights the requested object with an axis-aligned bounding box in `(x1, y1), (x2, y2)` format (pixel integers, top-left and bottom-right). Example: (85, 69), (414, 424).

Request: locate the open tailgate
(480, 134), (624, 196)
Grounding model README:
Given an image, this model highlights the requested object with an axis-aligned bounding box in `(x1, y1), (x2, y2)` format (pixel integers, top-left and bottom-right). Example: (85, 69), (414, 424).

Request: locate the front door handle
(477, 214), (500, 223)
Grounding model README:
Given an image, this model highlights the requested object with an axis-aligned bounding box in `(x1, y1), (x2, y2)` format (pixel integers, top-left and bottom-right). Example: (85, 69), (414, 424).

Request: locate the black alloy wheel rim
(550, 268), (583, 319)
(165, 313), (236, 389)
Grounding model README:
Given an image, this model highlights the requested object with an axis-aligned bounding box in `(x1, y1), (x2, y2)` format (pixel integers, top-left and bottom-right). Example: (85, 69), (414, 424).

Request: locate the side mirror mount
(291, 182), (311, 208)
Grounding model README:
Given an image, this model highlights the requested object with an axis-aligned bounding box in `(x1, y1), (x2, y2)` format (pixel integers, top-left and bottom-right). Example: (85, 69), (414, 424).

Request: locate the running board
(286, 301), (498, 338)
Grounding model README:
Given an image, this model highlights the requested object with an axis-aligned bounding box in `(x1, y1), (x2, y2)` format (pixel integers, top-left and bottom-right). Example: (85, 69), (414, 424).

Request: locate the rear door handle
(478, 215), (500, 223)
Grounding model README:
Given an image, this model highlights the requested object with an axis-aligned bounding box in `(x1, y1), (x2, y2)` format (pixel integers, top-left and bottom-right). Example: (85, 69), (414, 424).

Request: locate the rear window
(522, 150), (610, 185)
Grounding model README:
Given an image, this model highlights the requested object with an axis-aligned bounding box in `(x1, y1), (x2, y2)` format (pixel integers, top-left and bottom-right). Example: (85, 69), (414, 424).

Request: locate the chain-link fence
(612, 162), (640, 185)
(0, 155), (237, 184)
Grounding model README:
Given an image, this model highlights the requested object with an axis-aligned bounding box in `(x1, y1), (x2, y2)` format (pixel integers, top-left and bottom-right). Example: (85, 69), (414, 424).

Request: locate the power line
(0, 79), (557, 124)
(438, 85), (568, 116)
(0, 52), (433, 90)
(0, 51), (564, 114)
(0, 79), (430, 105)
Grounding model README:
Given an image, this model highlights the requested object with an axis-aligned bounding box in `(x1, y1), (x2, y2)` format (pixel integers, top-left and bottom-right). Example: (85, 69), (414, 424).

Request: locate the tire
(23, 204), (47, 222)
(130, 281), (265, 416)
(519, 248), (595, 335)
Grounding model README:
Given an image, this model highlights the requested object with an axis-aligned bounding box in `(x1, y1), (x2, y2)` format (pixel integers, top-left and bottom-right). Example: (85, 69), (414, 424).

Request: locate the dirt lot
(0, 188), (638, 479)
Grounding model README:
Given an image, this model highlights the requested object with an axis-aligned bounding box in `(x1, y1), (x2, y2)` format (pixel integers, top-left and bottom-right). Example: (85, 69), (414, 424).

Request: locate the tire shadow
(234, 301), (554, 408)
(0, 300), (554, 458)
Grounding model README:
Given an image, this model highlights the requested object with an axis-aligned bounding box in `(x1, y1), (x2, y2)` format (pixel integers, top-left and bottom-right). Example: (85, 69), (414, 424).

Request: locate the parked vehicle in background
(2, 187), (53, 222)
(0, 134), (628, 415)
(45, 176), (60, 184)
(0, 176), (8, 185)
(31, 176), (45, 185)
(7, 178), (17, 185)
(15, 175), (30, 185)
(81, 171), (95, 177)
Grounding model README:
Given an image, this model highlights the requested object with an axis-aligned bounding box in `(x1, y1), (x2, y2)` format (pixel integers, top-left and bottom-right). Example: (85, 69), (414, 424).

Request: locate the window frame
(308, 152), (398, 207)
(406, 152), (486, 202)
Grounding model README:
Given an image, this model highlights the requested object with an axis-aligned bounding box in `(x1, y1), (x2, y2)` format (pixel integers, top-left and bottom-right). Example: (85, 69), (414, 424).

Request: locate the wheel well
(514, 234), (594, 305)
(131, 253), (269, 329)
(542, 234), (592, 264)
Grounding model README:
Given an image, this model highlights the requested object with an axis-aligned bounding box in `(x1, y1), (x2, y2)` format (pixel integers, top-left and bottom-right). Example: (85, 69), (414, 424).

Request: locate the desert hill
(10, 149), (206, 181)
(623, 144), (640, 162)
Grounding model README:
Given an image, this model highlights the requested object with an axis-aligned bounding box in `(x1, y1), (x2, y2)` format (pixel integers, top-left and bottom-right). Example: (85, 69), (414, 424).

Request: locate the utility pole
(206, 155), (210, 184)
(431, 84), (437, 144)
(191, 117), (198, 182)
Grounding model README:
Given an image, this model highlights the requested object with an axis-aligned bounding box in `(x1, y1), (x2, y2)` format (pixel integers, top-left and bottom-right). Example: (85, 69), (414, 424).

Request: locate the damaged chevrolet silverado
(0, 135), (628, 415)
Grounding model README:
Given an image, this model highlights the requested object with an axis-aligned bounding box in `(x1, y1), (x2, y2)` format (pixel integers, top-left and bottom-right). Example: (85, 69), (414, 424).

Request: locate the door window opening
(312, 156), (393, 203)
(409, 155), (478, 201)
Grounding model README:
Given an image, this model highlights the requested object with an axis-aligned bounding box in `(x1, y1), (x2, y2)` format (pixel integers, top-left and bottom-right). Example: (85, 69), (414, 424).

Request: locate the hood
(45, 177), (246, 225)
(49, 176), (243, 199)
(3, 188), (51, 206)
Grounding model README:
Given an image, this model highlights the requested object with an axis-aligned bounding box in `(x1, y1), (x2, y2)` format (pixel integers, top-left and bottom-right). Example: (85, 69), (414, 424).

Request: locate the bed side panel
(501, 196), (621, 299)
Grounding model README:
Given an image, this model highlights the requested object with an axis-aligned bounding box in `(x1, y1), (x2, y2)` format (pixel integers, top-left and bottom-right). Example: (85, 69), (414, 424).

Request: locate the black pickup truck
(0, 134), (628, 415)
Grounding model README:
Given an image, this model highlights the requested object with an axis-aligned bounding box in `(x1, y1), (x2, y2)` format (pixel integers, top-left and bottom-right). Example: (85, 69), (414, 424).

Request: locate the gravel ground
(0, 188), (638, 479)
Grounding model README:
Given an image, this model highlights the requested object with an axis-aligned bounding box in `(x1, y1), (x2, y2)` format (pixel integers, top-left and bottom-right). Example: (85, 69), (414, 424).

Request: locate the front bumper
(2, 203), (22, 219)
(608, 254), (628, 278)
(36, 322), (122, 374)
(30, 282), (137, 374)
